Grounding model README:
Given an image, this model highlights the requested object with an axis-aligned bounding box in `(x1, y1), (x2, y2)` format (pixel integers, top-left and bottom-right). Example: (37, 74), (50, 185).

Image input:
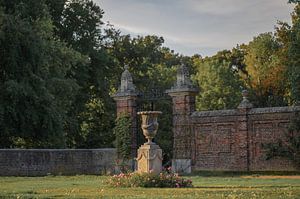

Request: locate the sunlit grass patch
(0, 175), (299, 198)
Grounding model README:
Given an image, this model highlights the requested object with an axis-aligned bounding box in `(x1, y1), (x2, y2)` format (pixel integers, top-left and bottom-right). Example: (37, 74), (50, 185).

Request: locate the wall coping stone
(190, 106), (300, 118)
(191, 109), (238, 117)
(249, 106), (300, 115)
(0, 148), (115, 151)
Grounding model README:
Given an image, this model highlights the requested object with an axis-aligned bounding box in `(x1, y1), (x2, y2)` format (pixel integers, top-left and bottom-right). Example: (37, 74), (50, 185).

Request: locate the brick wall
(0, 149), (116, 176)
(191, 110), (245, 171)
(248, 107), (298, 171)
(184, 106), (300, 171)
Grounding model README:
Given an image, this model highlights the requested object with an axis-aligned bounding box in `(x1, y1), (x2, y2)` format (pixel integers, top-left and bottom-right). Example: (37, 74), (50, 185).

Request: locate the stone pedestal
(137, 143), (162, 174)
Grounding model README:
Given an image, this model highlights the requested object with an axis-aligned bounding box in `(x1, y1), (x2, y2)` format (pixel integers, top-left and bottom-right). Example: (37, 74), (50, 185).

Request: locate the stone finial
(124, 64), (129, 70)
(166, 63), (198, 93)
(175, 63), (193, 89)
(113, 65), (137, 97)
(242, 90), (249, 98)
(238, 90), (253, 109)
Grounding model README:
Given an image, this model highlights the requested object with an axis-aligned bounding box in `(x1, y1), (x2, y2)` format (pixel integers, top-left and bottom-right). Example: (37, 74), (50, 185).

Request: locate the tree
(46, 0), (116, 148)
(244, 33), (288, 107)
(192, 50), (244, 111)
(287, 3), (300, 104)
(289, 0), (300, 3)
(0, 0), (86, 148)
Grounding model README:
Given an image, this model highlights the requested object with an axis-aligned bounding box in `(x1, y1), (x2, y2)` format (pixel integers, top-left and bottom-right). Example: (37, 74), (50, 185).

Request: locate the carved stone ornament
(137, 111), (162, 144)
(166, 63), (198, 93)
(176, 63), (193, 88)
(137, 144), (163, 174)
(238, 90), (253, 109)
(136, 111), (163, 174)
(113, 65), (137, 97)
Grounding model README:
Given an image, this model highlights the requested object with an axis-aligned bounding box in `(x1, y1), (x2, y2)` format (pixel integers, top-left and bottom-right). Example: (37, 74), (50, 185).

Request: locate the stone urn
(137, 111), (163, 174)
(137, 111), (162, 144)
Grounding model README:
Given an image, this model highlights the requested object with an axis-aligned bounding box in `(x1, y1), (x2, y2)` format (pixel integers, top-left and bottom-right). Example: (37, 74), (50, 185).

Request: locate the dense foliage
(0, 0), (87, 148)
(113, 114), (132, 161)
(192, 50), (244, 110)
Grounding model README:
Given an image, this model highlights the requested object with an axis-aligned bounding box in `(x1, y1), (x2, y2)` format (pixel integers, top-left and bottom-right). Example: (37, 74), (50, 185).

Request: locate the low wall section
(0, 148), (116, 176)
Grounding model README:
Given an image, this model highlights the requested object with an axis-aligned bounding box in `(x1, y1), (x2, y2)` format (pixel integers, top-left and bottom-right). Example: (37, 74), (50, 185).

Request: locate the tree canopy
(0, 0), (87, 147)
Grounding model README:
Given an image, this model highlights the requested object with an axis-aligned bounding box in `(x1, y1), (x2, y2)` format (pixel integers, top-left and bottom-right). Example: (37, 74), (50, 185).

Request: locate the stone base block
(172, 159), (191, 173)
(137, 143), (162, 174)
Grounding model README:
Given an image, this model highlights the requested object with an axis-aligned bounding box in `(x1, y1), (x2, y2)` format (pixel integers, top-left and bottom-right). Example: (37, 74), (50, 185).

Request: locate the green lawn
(0, 175), (299, 198)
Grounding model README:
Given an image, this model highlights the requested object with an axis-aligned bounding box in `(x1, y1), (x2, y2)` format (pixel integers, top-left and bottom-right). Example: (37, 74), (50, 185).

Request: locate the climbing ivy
(113, 113), (132, 161)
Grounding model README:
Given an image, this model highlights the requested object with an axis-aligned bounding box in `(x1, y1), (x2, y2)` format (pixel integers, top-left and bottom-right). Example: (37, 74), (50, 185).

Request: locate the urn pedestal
(136, 111), (162, 174)
(137, 143), (162, 174)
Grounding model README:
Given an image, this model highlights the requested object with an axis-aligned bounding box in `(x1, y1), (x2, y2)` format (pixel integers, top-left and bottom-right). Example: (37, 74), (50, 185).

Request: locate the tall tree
(287, 2), (300, 104)
(46, 0), (116, 148)
(244, 33), (288, 107)
(0, 0), (86, 148)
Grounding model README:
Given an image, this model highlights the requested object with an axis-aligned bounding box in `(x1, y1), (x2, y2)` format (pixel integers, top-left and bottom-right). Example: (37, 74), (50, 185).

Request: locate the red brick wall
(247, 108), (298, 171)
(191, 110), (248, 171)
(174, 106), (300, 171)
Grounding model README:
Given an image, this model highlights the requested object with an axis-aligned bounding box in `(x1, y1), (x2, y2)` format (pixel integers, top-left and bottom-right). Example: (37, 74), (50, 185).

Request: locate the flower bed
(107, 169), (193, 188)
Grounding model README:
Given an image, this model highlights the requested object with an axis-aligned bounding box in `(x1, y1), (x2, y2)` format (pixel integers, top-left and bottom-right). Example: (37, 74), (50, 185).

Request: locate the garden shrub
(107, 168), (193, 188)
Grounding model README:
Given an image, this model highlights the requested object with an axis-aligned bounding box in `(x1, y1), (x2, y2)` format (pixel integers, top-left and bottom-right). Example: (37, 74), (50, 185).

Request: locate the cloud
(97, 0), (294, 56)
(185, 0), (255, 15)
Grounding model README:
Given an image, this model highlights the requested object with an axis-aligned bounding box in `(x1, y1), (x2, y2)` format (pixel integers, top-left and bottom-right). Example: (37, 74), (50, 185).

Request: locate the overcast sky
(95, 0), (294, 56)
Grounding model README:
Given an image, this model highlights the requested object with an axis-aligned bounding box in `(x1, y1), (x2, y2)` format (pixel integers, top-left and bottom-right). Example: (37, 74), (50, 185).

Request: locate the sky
(95, 0), (294, 56)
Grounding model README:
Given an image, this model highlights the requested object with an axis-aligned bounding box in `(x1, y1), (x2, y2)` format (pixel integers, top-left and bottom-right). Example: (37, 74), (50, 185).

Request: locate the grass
(0, 175), (299, 198)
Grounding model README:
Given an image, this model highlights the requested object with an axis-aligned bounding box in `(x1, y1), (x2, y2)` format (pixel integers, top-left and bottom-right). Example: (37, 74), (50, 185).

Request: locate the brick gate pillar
(112, 65), (138, 158)
(237, 90), (253, 171)
(166, 64), (198, 173)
